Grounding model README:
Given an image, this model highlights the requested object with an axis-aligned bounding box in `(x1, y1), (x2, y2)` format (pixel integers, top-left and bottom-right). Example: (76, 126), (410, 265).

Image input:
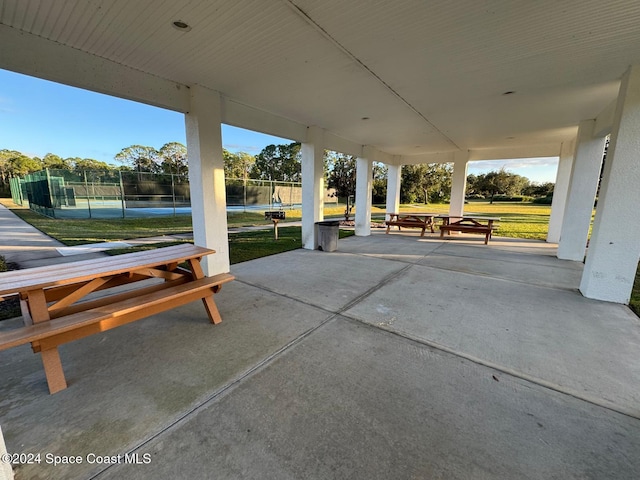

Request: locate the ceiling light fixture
(172, 21), (192, 32)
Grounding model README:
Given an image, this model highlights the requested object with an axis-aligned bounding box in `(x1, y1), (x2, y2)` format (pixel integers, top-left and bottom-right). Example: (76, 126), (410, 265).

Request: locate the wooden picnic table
(0, 243), (234, 394)
(438, 215), (500, 244)
(385, 213), (440, 236)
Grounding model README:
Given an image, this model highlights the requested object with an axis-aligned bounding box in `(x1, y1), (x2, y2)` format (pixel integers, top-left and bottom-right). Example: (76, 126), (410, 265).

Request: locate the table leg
(21, 289), (68, 393)
(25, 289), (50, 324)
(41, 348), (68, 394)
(188, 258), (223, 325)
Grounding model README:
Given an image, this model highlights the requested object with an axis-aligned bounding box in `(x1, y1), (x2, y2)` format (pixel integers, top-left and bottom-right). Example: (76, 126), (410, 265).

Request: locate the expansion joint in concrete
(90, 312), (339, 479)
(334, 263), (415, 315)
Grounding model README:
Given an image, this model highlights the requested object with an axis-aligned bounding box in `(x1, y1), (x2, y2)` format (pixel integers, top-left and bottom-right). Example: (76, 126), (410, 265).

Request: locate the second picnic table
(438, 215), (500, 244)
(385, 213), (440, 236)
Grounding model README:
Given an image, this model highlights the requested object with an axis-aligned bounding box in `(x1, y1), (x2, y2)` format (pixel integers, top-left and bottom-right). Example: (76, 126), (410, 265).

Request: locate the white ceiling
(1, 0), (639, 160)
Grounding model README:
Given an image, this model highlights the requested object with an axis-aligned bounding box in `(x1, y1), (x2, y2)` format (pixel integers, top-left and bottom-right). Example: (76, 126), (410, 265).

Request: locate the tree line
(2, 142), (553, 203)
(0, 142), (387, 201)
(400, 164), (554, 204)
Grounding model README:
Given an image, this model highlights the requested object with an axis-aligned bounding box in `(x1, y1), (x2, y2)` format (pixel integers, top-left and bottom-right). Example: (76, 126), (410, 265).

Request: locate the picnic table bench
(385, 213), (439, 236)
(438, 216), (500, 244)
(0, 244), (234, 394)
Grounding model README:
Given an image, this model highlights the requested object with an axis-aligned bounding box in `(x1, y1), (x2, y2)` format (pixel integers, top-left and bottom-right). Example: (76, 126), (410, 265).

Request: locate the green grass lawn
(8, 208), (194, 245)
(229, 227), (354, 264)
(105, 227), (355, 265)
(1, 200), (357, 245)
(0, 200), (355, 265)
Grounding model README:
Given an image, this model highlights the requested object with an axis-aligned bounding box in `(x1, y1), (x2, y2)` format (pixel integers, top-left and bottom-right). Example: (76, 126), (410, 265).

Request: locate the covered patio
(2, 1), (640, 478)
(1, 232), (639, 478)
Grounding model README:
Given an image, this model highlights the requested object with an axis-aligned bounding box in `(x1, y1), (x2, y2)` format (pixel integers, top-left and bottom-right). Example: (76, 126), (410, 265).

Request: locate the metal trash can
(316, 220), (340, 252)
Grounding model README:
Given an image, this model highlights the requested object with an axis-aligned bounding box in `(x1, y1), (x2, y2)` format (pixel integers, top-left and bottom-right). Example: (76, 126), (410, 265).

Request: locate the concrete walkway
(1, 209), (640, 479)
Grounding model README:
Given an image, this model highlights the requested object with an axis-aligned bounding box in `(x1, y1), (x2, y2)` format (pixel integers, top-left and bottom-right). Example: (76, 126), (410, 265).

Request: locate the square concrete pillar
(385, 163), (402, 220)
(302, 126), (325, 250)
(449, 152), (469, 217)
(185, 86), (230, 275)
(580, 65), (640, 303)
(556, 120), (606, 261)
(355, 154), (373, 236)
(0, 426), (13, 480)
(547, 140), (575, 243)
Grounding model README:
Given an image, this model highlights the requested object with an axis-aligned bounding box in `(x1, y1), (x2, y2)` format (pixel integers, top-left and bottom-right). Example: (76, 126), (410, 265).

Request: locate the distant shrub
(0, 256), (21, 321)
(493, 195), (533, 202)
(465, 194), (485, 200)
(533, 194), (553, 205)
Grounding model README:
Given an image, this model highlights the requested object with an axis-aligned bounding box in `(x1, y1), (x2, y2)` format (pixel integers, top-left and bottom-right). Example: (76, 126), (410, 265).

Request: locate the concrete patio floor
(1, 231), (640, 479)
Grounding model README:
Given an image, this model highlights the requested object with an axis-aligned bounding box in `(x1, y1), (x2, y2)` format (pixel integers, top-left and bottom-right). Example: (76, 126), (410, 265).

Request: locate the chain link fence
(9, 169), (337, 219)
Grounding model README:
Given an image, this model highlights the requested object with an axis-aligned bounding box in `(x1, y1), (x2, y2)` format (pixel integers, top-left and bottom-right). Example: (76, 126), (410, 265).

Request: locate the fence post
(83, 171), (92, 219)
(45, 168), (55, 218)
(118, 170), (126, 218)
(289, 181), (293, 210)
(171, 173), (177, 216)
(243, 177), (247, 213)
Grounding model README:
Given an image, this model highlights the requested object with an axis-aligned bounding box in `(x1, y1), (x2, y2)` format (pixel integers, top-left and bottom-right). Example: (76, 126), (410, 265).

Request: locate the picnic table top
(387, 212), (441, 218)
(440, 215), (501, 221)
(388, 213), (500, 221)
(0, 244), (215, 296)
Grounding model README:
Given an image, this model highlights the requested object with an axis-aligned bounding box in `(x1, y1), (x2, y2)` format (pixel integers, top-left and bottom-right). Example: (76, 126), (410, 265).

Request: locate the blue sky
(1, 69), (558, 183)
(467, 157), (558, 184)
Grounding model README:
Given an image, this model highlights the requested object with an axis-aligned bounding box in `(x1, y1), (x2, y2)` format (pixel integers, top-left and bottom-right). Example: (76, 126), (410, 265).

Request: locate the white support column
(556, 120), (606, 261)
(301, 126), (325, 250)
(385, 163), (402, 219)
(547, 140), (575, 243)
(580, 65), (640, 303)
(355, 152), (373, 236)
(0, 426), (13, 480)
(449, 152), (469, 217)
(185, 86), (230, 275)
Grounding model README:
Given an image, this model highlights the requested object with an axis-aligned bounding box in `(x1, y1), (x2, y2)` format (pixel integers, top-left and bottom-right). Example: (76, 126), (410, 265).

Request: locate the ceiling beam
(469, 144), (561, 161)
(394, 143), (563, 165)
(222, 97), (308, 144)
(594, 100), (616, 138)
(0, 24), (190, 113)
(0, 24), (314, 148)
